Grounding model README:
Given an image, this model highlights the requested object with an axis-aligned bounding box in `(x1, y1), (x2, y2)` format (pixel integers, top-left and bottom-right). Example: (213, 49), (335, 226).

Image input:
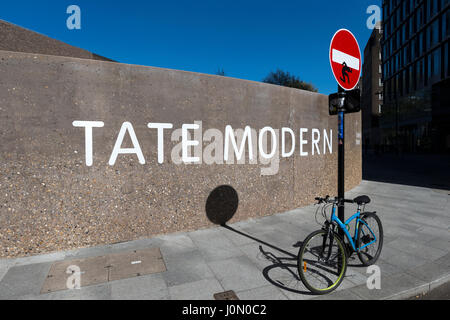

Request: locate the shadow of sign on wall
(205, 185), (239, 225)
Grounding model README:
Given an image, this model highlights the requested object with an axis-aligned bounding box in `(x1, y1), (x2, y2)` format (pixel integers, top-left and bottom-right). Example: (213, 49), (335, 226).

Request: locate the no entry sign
(329, 29), (361, 91)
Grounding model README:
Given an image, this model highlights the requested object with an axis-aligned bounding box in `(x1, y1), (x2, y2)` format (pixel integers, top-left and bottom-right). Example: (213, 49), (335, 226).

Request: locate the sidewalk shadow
(220, 224), (313, 296)
(258, 246), (314, 296)
(206, 185), (312, 296)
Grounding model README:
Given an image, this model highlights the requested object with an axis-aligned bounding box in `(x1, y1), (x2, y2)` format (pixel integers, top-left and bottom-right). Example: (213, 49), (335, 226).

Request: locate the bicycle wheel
(357, 212), (383, 266)
(297, 229), (347, 295)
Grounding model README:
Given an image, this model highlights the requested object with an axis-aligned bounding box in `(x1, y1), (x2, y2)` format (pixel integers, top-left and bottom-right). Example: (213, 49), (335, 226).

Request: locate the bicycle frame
(329, 205), (377, 252)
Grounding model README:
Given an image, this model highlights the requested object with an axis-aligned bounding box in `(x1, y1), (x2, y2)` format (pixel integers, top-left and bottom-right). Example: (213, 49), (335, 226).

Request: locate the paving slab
(168, 278), (224, 300)
(348, 271), (428, 300)
(188, 229), (244, 262)
(161, 250), (215, 287)
(0, 263), (51, 299)
(387, 238), (447, 261)
(236, 285), (289, 300)
(110, 273), (168, 300)
(208, 255), (269, 292)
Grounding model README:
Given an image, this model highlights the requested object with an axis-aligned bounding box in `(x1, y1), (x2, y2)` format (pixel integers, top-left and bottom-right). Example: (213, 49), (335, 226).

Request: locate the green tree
(262, 69), (318, 92)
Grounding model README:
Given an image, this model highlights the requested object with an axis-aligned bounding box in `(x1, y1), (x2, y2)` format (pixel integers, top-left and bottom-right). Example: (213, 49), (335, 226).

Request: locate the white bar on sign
(332, 49), (360, 71)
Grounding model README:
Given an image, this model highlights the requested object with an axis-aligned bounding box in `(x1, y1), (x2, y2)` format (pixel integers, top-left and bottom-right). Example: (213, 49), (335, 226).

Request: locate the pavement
(409, 281), (450, 300)
(0, 180), (449, 300)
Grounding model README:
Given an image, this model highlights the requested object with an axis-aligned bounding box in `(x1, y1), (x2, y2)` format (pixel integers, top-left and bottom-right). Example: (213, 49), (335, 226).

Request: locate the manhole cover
(214, 290), (239, 300)
(41, 247), (166, 294)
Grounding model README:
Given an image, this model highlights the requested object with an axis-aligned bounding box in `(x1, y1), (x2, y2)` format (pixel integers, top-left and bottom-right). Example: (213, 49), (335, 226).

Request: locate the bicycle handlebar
(315, 196), (355, 204)
(315, 195), (333, 204)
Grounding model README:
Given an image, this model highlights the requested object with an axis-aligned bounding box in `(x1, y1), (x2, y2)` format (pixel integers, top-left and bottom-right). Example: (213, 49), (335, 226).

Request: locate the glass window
(406, 43), (412, 65)
(427, 53), (432, 83)
(427, 0), (434, 20)
(432, 0), (438, 18)
(419, 31), (424, 55)
(416, 58), (425, 88)
(429, 48), (441, 82)
(417, 5), (424, 30)
(411, 37), (416, 60)
(409, 65), (415, 92)
(433, 19), (439, 44)
(410, 16), (415, 35)
(402, 23), (407, 42)
(445, 11), (450, 38)
(427, 20), (439, 49)
(403, 46), (408, 65)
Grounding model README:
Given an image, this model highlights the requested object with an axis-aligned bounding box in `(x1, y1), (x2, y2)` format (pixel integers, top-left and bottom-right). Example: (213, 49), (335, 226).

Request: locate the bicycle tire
(356, 212), (383, 266)
(297, 229), (348, 295)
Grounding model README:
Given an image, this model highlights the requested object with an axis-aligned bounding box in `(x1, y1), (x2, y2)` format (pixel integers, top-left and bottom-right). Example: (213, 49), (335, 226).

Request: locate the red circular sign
(329, 29), (361, 91)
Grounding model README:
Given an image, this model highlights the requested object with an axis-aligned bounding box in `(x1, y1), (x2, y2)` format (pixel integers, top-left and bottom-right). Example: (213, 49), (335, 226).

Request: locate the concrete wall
(0, 20), (113, 62)
(0, 50), (361, 258)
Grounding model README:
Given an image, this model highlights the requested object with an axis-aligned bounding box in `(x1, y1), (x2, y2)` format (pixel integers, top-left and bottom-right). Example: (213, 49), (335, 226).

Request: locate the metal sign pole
(338, 110), (345, 238)
(329, 29), (361, 239)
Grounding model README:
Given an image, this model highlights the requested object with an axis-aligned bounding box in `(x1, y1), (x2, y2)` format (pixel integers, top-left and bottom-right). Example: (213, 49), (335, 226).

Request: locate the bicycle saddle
(353, 195), (371, 205)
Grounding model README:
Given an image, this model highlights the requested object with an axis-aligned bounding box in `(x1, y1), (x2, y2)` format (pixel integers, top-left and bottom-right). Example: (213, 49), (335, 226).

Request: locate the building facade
(381, 0), (450, 154)
(362, 23), (383, 154)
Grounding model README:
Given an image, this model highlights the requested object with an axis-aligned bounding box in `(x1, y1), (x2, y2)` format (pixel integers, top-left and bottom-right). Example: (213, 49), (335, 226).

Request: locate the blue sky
(1, 0), (381, 94)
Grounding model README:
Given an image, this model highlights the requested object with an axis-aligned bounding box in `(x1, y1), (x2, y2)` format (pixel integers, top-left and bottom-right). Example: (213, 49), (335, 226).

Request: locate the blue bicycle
(297, 195), (383, 294)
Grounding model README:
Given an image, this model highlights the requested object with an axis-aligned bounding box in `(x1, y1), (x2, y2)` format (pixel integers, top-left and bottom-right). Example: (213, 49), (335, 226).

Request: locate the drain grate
(214, 290), (239, 300)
